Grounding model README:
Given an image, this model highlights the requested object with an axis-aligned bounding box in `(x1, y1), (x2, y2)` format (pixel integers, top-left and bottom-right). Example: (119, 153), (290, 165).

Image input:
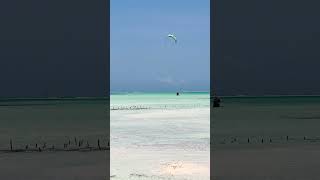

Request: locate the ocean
(111, 92), (210, 180)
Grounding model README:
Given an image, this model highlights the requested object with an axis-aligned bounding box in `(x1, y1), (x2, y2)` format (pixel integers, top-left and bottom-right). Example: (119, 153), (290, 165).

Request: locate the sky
(111, 0), (210, 92)
(0, 0), (108, 97)
(4, 0), (319, 96)
(213, 0), (320, 96)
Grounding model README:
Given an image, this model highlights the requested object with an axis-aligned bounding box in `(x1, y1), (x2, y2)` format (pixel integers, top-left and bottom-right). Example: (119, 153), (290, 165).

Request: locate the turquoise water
(111, 92), (209, 109)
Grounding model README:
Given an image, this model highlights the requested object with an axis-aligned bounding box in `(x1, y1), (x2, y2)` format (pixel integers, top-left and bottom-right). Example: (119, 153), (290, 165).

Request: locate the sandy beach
(111, 93), (210, 180)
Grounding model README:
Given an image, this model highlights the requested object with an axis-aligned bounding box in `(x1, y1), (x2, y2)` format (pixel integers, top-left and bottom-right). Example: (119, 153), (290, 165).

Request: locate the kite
(167, 34), (177, 43)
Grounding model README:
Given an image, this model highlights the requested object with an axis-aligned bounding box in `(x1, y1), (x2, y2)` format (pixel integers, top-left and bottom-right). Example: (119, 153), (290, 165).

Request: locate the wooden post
(98, 139), (101, 150)
(10, 139), (13, 151)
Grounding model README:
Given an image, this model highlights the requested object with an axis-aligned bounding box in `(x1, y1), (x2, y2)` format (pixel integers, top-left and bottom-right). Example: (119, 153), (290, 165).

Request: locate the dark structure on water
(213, 94), (221, 107)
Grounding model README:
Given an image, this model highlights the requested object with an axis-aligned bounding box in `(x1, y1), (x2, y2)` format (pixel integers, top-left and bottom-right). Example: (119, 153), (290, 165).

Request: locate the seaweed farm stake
(10, 139), (13, 151)
(74, 137), (77, 145)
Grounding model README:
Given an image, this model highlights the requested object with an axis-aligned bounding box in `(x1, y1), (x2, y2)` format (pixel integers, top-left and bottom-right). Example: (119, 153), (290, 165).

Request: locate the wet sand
(0, 151), (108, 180)
(213, 143), (320, 180)
(111, 108), (210, 180)
(111, 93), (210, 179)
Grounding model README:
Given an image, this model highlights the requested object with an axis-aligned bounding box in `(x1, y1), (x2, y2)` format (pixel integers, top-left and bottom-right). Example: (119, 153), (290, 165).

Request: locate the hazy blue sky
(111, 0), (210, 92)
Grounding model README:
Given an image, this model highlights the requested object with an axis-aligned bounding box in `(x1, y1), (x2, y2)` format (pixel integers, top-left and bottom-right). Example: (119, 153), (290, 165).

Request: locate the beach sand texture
(111, 92), (210, 180)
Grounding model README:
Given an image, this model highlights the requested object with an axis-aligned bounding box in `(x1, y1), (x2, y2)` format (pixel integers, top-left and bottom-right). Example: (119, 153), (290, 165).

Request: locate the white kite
(167, 34), (177, 43)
